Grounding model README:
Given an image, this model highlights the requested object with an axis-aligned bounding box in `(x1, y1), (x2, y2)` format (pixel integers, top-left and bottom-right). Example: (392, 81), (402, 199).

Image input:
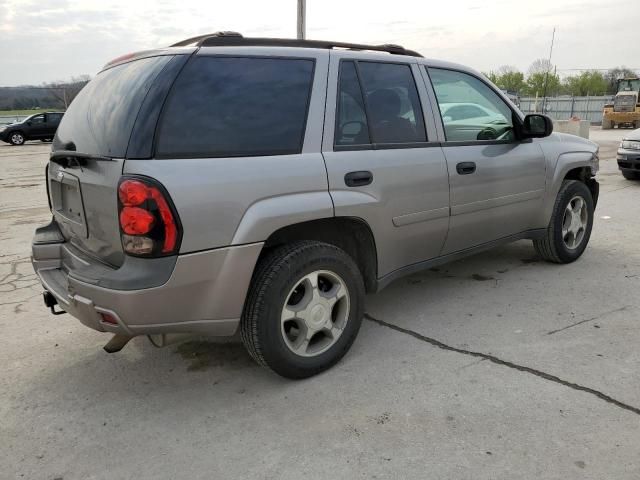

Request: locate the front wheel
(534, 180), (594, 264)
(241, 241), (365, 379)
(9, 131), (25, 145)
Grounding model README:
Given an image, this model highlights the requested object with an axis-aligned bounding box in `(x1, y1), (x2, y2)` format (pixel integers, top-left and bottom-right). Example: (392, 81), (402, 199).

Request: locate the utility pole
(541, 27), (556, 113)
(297, 0), (306, 39)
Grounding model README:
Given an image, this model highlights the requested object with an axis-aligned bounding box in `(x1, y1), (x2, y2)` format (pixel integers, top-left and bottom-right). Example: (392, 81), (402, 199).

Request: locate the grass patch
(0, 109), (63, 117)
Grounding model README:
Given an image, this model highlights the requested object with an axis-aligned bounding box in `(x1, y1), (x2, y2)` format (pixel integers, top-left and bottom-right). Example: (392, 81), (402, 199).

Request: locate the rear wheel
(534, 180), (594, 264)
(241, 241), (365, 379)
(621, 170), (640, 181)
(9, 131), (25, 145)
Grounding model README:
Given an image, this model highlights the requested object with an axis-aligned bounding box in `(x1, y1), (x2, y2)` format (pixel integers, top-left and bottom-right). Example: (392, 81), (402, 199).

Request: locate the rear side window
(336, 61), (371, 146)
(48, 113), (63, 124)
(335, 60), (427, 148)
(53, 56), (172, 157)
(156, 57), (315, 158)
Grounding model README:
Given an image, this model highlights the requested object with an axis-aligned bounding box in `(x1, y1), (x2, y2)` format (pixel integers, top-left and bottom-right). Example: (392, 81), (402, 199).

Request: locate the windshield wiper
(50, 151), (114, 169)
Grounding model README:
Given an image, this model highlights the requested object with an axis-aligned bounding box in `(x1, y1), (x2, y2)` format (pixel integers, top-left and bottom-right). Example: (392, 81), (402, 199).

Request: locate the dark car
(0, 112), (64, 145)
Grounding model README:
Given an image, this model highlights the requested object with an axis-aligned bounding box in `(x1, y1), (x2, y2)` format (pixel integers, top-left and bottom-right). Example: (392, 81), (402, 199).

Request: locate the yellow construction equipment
(602, 78), (640, 129)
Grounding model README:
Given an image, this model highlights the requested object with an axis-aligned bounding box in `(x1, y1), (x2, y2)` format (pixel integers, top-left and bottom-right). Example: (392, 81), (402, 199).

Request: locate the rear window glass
(156, 56), (315, 158)
(53, 56), (171, 157)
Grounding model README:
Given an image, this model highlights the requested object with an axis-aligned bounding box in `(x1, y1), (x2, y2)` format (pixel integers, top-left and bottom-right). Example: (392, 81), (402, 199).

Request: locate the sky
(1, 0), (639, 86)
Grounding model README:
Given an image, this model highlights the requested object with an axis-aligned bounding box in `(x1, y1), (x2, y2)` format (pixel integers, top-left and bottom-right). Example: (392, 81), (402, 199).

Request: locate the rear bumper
(617, 149), (640, 172)
(32, 221), (262, 337)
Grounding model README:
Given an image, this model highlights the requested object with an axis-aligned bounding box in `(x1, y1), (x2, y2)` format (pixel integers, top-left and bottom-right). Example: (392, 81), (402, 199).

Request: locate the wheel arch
(259, 217), (378, 293)
(542, 151), (599, 224)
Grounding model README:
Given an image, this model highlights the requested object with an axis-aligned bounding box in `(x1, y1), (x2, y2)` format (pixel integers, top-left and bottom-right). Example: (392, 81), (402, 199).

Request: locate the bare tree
(528, 58), (554, 76)
(43, 75), (91, 108)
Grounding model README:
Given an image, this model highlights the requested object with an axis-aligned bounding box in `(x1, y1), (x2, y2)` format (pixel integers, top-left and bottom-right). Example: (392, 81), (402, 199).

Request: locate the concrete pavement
(1, 129), (639, 479)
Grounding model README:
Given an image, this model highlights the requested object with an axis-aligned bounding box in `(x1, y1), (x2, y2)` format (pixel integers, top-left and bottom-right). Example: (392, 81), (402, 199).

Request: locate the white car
(439, 102), (511, 141)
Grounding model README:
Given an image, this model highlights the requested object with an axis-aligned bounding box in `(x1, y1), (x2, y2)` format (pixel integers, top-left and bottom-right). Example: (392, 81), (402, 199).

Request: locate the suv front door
(26, 114), (48, 139)
(424, 66), (546, 254)
(322, 53), (450, 279)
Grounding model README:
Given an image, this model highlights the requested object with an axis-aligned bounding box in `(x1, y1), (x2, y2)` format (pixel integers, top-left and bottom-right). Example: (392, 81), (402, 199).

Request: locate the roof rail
(170, 32), (422, 57)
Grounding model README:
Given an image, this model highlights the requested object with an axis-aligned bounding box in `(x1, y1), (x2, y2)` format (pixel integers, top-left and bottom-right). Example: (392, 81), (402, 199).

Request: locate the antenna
(541, 27), (556, 113)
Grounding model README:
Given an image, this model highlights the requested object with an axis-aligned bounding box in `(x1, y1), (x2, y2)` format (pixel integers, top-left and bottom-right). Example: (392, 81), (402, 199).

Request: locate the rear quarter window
(53, 55), (172, 157)
(156, 56), (315, 158)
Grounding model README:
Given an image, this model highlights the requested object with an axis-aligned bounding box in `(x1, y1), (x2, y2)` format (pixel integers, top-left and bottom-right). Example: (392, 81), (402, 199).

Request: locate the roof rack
(170, 31), (422, 57)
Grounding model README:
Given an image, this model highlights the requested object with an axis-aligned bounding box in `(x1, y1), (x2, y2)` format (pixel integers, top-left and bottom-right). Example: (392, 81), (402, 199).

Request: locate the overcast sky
(1, 0), (639, 85)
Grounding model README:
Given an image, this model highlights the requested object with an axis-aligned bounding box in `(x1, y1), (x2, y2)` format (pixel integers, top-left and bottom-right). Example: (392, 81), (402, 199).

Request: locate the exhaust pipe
(103, 334), (134, 353)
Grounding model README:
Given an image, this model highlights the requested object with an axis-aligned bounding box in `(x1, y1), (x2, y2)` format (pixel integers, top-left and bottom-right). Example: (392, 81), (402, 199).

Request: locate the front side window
(30, 114), (45, 124)
(428, 68), (515, 142)
(157, 57), (315, 158)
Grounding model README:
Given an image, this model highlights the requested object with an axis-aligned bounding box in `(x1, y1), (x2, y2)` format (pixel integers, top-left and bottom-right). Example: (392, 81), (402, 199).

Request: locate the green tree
(525, 72), (561, 96)
(562, 71), (609, 96)
(524, 59), (561, 96)
(483, 66), (525, 94)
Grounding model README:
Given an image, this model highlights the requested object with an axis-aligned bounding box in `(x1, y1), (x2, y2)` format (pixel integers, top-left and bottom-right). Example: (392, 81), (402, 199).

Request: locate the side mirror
(27, 121), (32, 126)
(522, 114), (553, 138)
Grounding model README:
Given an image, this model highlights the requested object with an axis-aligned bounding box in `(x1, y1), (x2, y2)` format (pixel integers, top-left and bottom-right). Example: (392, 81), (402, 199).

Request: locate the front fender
(539, 133), (599, 224)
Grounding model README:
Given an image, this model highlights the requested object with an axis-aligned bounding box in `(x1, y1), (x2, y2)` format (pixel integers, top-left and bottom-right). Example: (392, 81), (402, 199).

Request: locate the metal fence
(519, 96), (614, 124)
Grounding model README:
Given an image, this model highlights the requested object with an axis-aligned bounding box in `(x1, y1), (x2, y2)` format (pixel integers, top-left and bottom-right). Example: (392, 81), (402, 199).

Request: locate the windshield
(617, 79), (640, 93)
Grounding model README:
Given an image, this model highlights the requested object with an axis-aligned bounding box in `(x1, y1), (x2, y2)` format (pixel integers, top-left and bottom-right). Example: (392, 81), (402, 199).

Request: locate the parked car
(0, 112), (64, 145)
(438, 102), (512, 141)
(32, 33), (600, 379)
(617, 128), (640, 180)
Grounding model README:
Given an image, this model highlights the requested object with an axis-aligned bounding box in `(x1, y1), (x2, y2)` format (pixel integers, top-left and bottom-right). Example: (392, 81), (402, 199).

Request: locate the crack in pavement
(364, 313), (640, 417)
(546, 306), (632, 335)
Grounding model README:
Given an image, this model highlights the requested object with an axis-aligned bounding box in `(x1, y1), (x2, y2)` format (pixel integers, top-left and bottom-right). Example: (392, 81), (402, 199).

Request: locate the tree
(605, 67), (638, 94)
(528, 58), (554, 76)
(483, 65), (526, 94)
(562, 71), (609, 96)
(524, 59), (560, 96)
(43, 75), (91, 108)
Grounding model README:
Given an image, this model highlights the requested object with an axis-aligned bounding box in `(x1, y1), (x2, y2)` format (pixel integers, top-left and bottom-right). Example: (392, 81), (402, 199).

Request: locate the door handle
(456, 162), (476, 175)
(344, 171), (373, 187)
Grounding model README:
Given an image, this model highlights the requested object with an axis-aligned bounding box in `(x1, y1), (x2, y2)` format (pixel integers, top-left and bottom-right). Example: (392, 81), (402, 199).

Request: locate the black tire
(621, 170), (640, 181)
(533, 180), (594, 264)
(8, 131), (25, 145)
(241, 241), (365, 379)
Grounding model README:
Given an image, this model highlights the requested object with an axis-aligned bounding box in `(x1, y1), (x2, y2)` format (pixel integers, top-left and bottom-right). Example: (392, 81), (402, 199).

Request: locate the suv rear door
(322, 52), (450, 279)
(49, 54), (179, 266)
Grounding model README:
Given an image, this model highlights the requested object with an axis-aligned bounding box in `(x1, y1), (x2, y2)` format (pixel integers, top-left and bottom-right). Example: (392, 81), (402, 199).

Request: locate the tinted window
(358, 62), (426, 144)
(48, 113), (63, 124)
(30, 114), (45, 124)
(336, 61), (370, 146)
(157, 57), (315, 158)
(428, 68), (515, 142)
(53, 55), (172, 156)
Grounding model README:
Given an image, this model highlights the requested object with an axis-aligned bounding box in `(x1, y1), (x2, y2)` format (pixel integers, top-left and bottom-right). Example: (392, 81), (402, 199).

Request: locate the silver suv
(32, 33), (600, 378)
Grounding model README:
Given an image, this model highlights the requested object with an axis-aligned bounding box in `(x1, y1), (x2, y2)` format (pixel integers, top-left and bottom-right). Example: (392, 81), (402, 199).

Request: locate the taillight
(117, 177), (181, 257)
